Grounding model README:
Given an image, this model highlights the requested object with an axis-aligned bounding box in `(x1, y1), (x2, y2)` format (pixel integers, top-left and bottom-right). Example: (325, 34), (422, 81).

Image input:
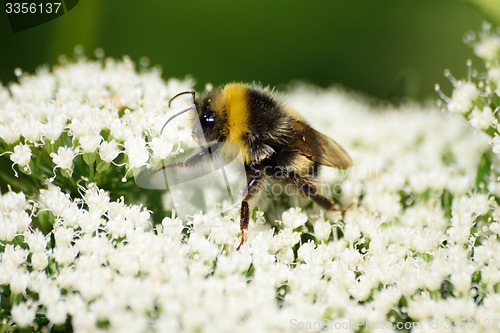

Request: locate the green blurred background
(1, 0), (500, 102)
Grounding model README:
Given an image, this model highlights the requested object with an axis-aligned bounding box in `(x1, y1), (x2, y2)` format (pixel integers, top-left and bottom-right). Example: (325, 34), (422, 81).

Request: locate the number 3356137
(5, 2), (61, 14)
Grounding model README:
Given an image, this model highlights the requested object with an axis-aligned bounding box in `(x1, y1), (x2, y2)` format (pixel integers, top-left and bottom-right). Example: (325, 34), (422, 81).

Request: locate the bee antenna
(168, 91), (196, 108)
(160, 106), (196, 135)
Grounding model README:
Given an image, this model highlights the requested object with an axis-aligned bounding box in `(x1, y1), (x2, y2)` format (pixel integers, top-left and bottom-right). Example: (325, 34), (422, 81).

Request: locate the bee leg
(237, 200), (249, 251)
(153, 142), (223, 173)
(236, 175), (264, 250)
(290, 176), (351, 212)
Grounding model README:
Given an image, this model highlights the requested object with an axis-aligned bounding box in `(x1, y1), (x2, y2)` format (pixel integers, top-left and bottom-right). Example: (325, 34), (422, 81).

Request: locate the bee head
(163, 89), (227, 144)
(193, 93), (226, 143)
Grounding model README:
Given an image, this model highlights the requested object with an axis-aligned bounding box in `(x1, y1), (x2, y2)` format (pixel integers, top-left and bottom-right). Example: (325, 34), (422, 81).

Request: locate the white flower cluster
(436, 22), (500, 156)
(0, 53), (194, 180)
(1, 52), (499, 332)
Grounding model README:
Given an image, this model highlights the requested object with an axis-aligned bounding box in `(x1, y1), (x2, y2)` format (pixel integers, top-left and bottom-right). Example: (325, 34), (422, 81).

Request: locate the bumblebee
(161, 83), (353, 250)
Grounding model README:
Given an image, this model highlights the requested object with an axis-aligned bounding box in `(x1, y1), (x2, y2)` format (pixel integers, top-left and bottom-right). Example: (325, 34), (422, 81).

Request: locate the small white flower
(482, 265), (500, 287)
(150, 137), (174, 160)
(491, 134), (500, 154)
(0, 123), (21, 144)
(297, 241), (316, 263)
(60, 202), (82, 227)
(488, 67), (500, 86)
(99, 139), (120, 162)
(269, 228), (301, 252)
(0, 214), (17, 241)
(10, 143), (32, 167)
(447, 81), (478, 114)
(407, 295), (434, 321)
(469, 193), (493, 216)
(469, 106), (496, 130)
(11, 302), (36, 328)
(450, 270), (473, 294)
(21, 116), (43, 142)
(84, 184), (110, 216)
(489, 222), (500, 234)
(69, 309), (98, 332)
(275, 247), (294, 264)
(37, 282), (61, 306)
(0, 191), (27, 213)
(79, 134), (102, 153)
(11, 210), (31, 233)
(10, 270), (30, 294)
(43, 113), (66, 143)
(474, 34), (500, 61)
(69, 118), (86, 139)
(53, 246), (78, 265)
(31, 251), (49, 270)
(46, 300), (68, 325)
(281, 207), (308, 229)
(54, 227), (75, 247)
(343, 222), (361, 243)
(124, 135), (149, 169)
(1, 245), (28, 269)
(39, 184), (72, 217)
(26, 231), (47, 253)
(155, 317), (181, 332)
(78, 211), (104, 235)
(313, 218), (333, 242)
(188, 233), (219, 262)
(51, 146), (76, 170)
(110, 118), (131, 141)
(159, 216), (185, 239)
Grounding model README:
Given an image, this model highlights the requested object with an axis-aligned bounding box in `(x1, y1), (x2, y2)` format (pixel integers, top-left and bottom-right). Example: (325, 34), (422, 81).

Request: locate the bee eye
(200, 111), (216, 127)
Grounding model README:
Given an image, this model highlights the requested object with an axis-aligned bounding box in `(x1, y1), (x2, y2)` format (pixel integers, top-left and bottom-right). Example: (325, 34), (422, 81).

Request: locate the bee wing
(294, 120), (353, 169)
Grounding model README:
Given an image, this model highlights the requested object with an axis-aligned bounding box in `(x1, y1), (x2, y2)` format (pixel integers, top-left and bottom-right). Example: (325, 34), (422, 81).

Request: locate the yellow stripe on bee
(224, 83), (251, 162)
